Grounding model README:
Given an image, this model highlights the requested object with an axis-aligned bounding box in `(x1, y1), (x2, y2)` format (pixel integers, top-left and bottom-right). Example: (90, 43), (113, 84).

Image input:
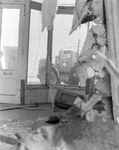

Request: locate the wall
(25, 86), (48, 104)
(25, 85), (85, 104)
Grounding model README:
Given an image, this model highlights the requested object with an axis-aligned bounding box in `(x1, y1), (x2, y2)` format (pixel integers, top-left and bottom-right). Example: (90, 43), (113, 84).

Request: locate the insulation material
(78, 29), (96, 62)
(97, 36), (106, 46)
(78, 24), (106, 62)
(92, 0), (103, 20)
(41, 0), (58, 31)
(95, 74), (111, 96)
(75, 58), (96, 86)
(86, 109), (97, 122)
(75, 28), (106, 86)
(70, 0), (103, 35)
(69, 0), (89, 35)
(76, 62), (89, 87)
(92, 25), (107, 46)
(76, 23), (108, 92)
(92, 24), (105, 35)
(97, 51), (119, 85)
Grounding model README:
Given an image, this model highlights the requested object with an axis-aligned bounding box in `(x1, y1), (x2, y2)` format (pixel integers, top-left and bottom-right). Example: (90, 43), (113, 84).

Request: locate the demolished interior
(0, 0), (119, 150)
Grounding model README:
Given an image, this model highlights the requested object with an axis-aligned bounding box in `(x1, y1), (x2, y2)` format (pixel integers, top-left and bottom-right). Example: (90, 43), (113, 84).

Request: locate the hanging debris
(70, 0), (103, 35)
(97, 51), (119, 85)
(69, 0), (89, 35)
(75, 60), (94, 87)
(74, 22), (107, 86)
(92, 0), (103, 20)
(78, 24), (106, 62)
(41, 0), (58, 31)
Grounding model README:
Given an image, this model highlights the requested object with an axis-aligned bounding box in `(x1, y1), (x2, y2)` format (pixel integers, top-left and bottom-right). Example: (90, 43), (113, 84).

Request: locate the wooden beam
(30, 1), (74, 14)
(57, 6), (74, 14)
(30, 1), (42, 11)
(22, 0), (31, 82)
(46, 29), (53, 86)
(104, 0), (119, 123)
(0, 134), (18, 145)
(21, 80), (25, 104)
(0, 0), (26, 4)
(30, 1), (97, 23)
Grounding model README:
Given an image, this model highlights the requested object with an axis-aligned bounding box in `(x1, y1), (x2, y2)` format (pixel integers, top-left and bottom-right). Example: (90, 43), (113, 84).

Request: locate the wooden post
(23, 0), (31, 83)
(46, 29), (54, 110)
(104, 0), (119, 122)
(21, 79), (25, 104)
(46, 29), (53, 86)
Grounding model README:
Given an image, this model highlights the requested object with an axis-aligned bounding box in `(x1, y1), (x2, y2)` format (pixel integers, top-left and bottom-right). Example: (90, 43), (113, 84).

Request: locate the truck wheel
(40, 70), (58, 84)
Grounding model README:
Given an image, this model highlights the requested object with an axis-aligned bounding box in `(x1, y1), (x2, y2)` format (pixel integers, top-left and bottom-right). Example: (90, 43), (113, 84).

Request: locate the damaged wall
(69, 0), (109, 88)
(25, 87), (48, 104)
(69, 0), (119, 122)
(25, 0), (119, 122)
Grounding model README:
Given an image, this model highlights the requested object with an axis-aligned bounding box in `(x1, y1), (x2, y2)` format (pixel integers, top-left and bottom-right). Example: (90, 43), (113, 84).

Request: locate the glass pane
(0, 9), (20, 70)
(27, 9), (47, 85)
(52, 14), (88, 86)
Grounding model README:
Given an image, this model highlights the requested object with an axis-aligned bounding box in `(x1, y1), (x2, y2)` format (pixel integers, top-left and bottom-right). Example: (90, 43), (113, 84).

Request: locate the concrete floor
(0, 103), (53, 122)
(0, 103), (55, 150)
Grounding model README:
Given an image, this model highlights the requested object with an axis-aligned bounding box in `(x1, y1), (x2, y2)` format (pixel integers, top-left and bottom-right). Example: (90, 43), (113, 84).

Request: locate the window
(0, 9), (20, 70)
(52, 14), (87, 86)
(27, 9), (47, 85)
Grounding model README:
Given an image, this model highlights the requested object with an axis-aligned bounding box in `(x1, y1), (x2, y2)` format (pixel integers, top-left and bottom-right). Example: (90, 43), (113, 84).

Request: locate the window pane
(52, 14), (87, 86)
(27, 9), (47, 85)
(0, 9), (20, 70)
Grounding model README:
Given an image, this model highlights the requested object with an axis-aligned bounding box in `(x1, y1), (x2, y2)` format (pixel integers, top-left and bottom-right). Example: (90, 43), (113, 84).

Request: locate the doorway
(0, 4), (24, 103)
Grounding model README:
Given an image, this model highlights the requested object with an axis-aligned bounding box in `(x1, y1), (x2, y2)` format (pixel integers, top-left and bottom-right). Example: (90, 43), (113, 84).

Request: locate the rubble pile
(10, 109), (119, 150)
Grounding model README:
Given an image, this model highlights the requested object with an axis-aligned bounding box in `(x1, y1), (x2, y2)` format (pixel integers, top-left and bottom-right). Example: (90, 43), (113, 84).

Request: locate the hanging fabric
(41, 0), (58, 31)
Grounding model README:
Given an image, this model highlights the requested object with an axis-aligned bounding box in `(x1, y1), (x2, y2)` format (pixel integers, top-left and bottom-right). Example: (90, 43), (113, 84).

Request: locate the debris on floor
(0, 97), (114, 150)
(10, 111), (119, 150)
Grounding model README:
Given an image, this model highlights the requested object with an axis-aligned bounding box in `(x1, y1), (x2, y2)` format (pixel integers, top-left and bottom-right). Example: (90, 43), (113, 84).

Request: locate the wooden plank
(57, 6), (74, 14)
(21, 0), (31, 81)
(21, 80), (25, 105)
(0, 0), (26, 5)
(30, 1), (74, 14)
(0, 135), (18, 145)
(0, 104), (37, 111)
(111, 0), (119, 122)
(104, 0), (119, 122)
(30, 1), (42, 11)
(46, 29), (53, 86)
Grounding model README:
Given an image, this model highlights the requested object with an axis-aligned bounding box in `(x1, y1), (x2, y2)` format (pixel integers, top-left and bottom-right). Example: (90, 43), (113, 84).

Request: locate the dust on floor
(0, 103), (119, 150)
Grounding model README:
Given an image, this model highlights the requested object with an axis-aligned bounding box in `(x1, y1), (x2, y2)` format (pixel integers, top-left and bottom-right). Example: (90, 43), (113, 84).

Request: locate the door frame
(0, 1), (29, 104)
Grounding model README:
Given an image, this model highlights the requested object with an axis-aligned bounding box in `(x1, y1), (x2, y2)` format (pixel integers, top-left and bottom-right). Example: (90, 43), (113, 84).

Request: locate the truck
(37, 49), (79, 85)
